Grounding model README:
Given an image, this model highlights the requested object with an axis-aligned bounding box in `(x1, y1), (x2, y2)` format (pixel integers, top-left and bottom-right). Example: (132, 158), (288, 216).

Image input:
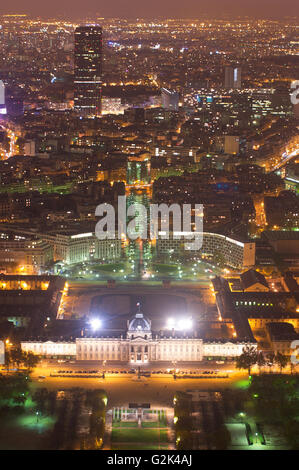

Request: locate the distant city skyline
(0, 0), (298, 20)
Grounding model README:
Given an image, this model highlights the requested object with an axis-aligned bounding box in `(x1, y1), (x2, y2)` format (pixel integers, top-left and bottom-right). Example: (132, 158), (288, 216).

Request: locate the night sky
(0, 0), (298, 19)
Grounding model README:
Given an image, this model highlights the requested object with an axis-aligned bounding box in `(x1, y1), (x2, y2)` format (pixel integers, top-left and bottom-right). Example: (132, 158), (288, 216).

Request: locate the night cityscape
(0, 0), (299, 456)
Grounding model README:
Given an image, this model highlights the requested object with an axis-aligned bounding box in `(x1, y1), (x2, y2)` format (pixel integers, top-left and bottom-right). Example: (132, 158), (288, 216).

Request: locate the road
(271, 147), (299, 172)
(0, 123), (18, 159)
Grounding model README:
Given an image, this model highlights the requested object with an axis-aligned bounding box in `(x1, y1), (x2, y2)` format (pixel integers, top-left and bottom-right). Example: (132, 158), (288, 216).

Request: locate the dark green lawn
(111, 427), (168, 444)
(0, 409), (55, 450)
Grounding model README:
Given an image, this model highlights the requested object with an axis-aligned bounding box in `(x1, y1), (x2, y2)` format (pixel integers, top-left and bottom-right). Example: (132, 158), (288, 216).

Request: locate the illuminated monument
(74, 25), (103, 117)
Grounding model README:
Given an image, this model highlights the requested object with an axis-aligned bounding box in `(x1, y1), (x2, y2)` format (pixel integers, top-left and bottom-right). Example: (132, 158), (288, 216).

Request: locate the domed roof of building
(128, 304), (151, 332)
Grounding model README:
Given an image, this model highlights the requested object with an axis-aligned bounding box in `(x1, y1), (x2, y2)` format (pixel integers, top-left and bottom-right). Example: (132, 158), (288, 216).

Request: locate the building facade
(224, 66), (241, 90)
(156, 232), (255, 269)
(74, 25), (103, 117)
(161, 88), (179, 111)
(22, 340), (76, 357)
(43, 232), (121, 265)
(21, 308), (254, 363)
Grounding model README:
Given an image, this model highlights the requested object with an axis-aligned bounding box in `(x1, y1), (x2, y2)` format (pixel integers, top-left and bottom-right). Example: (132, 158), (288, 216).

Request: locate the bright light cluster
(90, 318), (102, 331)
(166, 318), (193, 331)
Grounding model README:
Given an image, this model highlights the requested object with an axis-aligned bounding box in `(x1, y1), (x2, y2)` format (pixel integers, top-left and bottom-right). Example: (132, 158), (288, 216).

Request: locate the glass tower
(74, 25), (103, 117)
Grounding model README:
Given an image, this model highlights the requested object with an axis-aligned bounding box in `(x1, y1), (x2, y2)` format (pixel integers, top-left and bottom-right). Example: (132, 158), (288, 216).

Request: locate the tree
(0, 373), (30, 405)
(3, 347), (40, 372)
(265, 352), (276, 373)
(10, 347), (24, 369)
(275, 352), (289, 373)
(23, 351), (40, 371)
(4, 350), (12, 371)
(210, 425), (231, 450)
(256, 352), (266, 374)
(175, 415), (193, 432)
(236, 346), (258, 375)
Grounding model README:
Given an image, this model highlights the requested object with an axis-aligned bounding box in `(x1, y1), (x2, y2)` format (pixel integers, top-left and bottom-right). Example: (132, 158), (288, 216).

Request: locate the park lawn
(159, 428), (169, 443)
(153, 263), (178, 274)
(142, 421), (159, 428)
(111, 443), (162, 450)
(113, 421), (138, 428)
(142, 421), (167, 428)
(93, 263), (125, 273)
(111, 427), (169, 445)
(0, 410), (56, 450)
(111, 427), (161, 443)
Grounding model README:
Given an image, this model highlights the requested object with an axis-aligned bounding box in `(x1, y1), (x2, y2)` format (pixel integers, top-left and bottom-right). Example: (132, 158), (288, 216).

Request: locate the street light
(90, 318), (102, 331)
(177, 318), (193, 330)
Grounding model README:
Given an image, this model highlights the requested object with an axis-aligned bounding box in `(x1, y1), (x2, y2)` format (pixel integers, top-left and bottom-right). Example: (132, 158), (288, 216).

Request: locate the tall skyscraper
(224, 66), (242, 90)
(74, 25), (103, 117)
(0, 80), (7, 115)
(161, 88), (179, 111)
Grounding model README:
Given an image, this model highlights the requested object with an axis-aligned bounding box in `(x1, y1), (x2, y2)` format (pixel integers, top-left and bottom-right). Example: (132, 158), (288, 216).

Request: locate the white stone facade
(76, 337), (203, 363)
(21, 340), (76, 357)
(203, 341), (250, 358)
(21, 311), (254, 363)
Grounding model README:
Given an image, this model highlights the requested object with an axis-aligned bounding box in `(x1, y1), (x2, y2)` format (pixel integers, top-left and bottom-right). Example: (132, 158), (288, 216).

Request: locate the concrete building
(214, 136), (240, 155)
(156, 232), (255, 269)
(240, 269), (270, 292)
(43, 232), (121, 265)
(0, 233), (53, 274)
(0, 275), (65, 329)
(266, 322), (299, 356)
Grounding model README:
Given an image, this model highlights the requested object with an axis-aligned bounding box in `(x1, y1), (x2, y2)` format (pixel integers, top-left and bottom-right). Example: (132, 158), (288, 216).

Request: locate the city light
(166, 318), (193, 330)
(177, 319), (193, 330)
(0, 10), (298, 453)
(167, 318), (175, 329)
(90, 318), (102, 331)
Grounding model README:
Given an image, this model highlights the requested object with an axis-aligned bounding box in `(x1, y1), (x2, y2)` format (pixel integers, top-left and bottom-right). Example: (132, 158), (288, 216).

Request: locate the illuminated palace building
(74, 25), (103, 117)
(22, 305), (253, 364)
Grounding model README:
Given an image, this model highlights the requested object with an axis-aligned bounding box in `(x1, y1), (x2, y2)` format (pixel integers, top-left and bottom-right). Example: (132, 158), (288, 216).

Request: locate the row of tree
(236, 346), (290, 375)
(5, 346), (40, 371)
(0, 372), (30, 405)
(248, 374), (299, 449)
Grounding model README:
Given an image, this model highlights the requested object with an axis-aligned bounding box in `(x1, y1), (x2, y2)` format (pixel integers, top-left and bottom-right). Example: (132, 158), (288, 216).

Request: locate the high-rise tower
(0, 80), (7, 115)
(161, 88), (179, 111)
(224, 66), (241, 90)
(74, 25), (103, 117)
